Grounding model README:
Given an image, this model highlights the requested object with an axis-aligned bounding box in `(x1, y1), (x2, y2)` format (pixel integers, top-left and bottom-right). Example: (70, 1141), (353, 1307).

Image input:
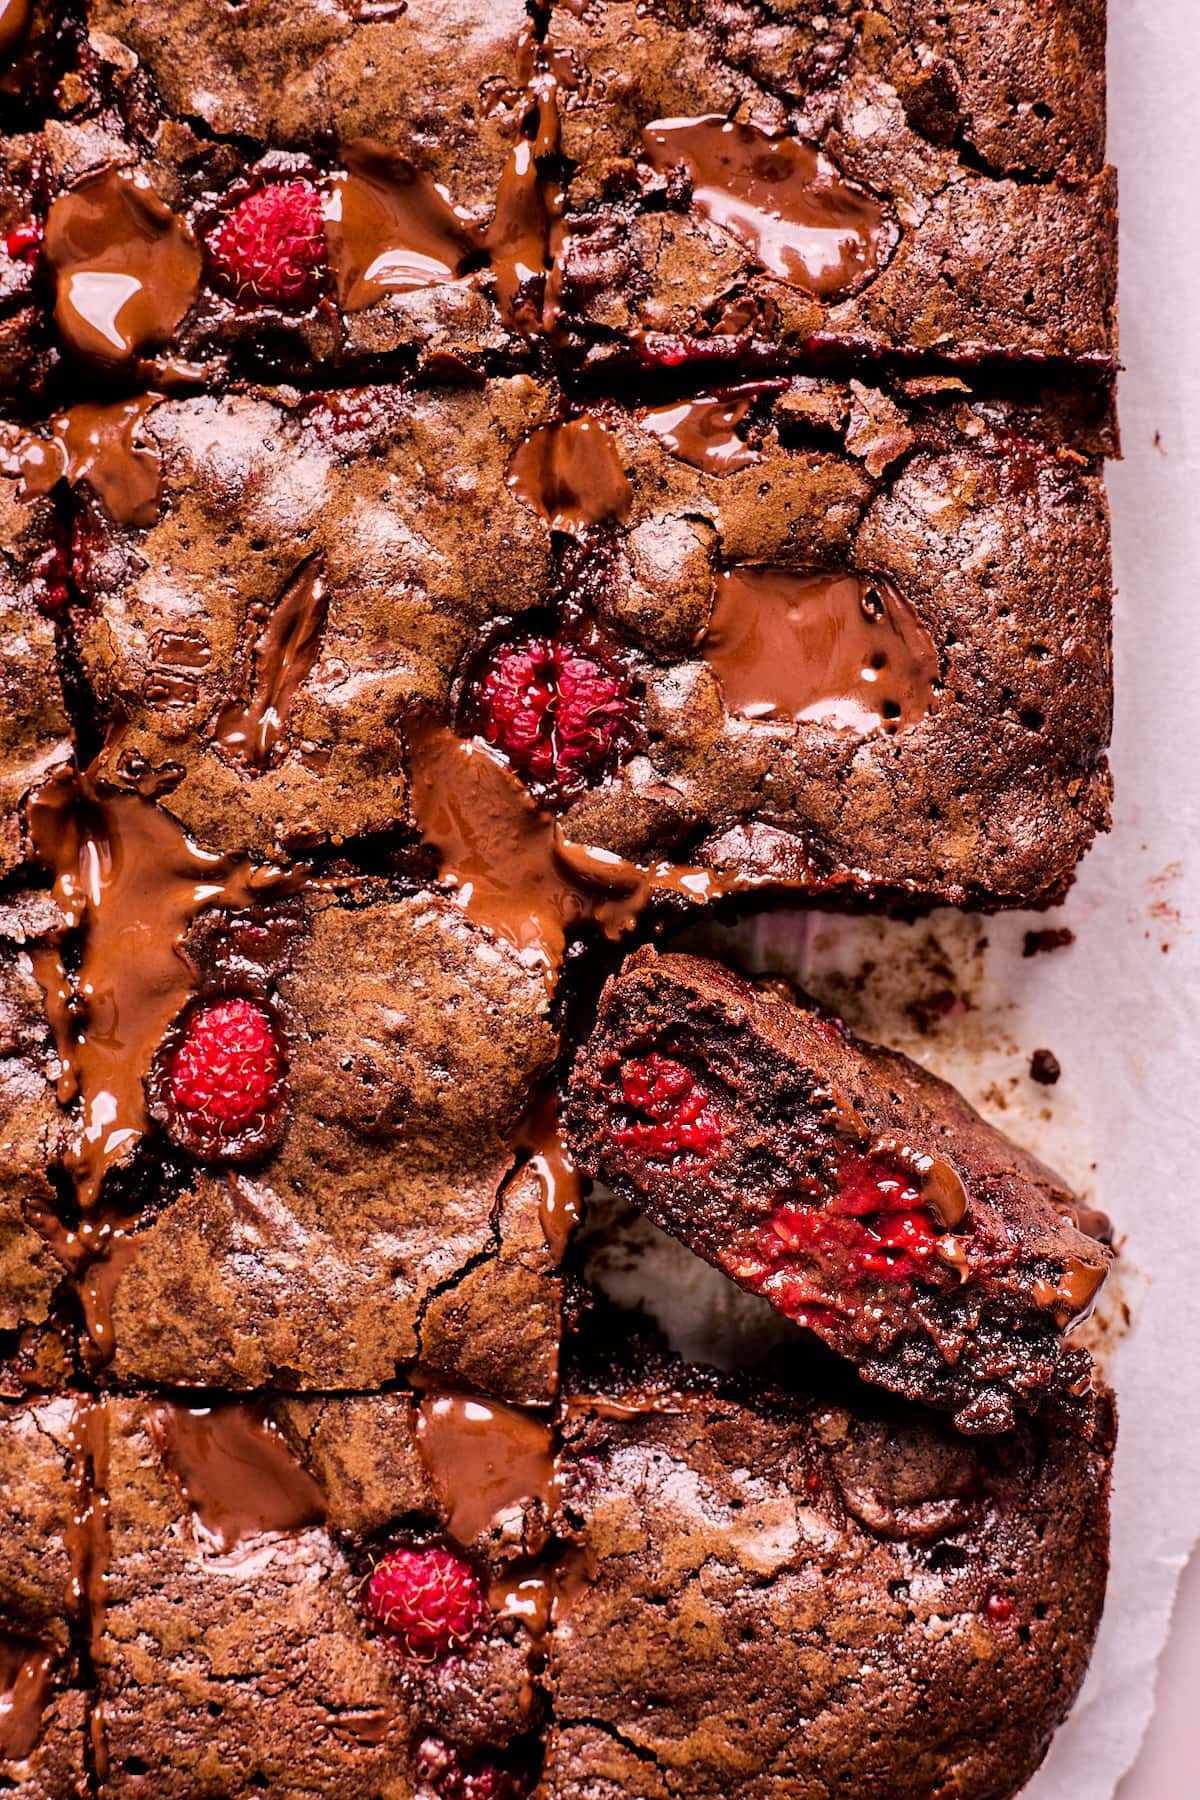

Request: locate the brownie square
(0, 1394), (90, 1799)
(90, 879), (562, 1399)
(91, 1388), (554, 1797)
(33, 0), (545, 382)
(546, 1357), (1113, 1800)
(568, 948), (1111, 1432)
(545, 0), (1117, 377)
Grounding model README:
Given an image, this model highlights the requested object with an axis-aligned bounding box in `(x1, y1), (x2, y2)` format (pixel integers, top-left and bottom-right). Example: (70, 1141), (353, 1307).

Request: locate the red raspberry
(5, 221), (41, 262)
(612, 1054), (722, 1167)
(206, 182), (328, 307)
(166, 997), (284, 1147)
(467, 634), (635, 804)
(986, 1592), (1016, 1625)
(364, 1547), (485, 1661)
(416, 1739), (526, 1800)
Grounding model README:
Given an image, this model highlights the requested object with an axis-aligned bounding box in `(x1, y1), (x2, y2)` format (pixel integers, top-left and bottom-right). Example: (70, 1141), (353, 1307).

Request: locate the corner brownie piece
(567, 949), (1110, 1432)
(0, 1395), (89, 1799)
(34, 0), (544, 381)
(89, 1388), (555, 1796)
(546, 1350), (1113, 1800)
(78, 873), (561, 1399)
(546, 0), (1117, 376)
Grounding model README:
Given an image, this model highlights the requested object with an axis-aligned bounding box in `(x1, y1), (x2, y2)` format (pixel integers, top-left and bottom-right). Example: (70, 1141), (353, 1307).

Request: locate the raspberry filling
(732, 1148), (965, 1327)
(364, 1546), (486, 1661)
(610, 1054), (722, 1168)
(206, 181), (329, 308)
(417, 1739), (529, 1800)
(465, 634), (635, 804)
(166, 996), (284, 1149)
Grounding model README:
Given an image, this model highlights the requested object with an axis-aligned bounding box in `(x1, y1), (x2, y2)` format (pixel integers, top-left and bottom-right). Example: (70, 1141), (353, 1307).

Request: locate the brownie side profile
(545, 0), (1118, 378)
(546, 1353), (1114, 1800)
(0, 1395), (89, 1800)
(567, 949), (1111, 1432)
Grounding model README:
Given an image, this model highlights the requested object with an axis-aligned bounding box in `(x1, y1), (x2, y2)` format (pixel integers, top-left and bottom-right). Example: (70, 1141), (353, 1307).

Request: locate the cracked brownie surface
(0, 0), (1118, 1793)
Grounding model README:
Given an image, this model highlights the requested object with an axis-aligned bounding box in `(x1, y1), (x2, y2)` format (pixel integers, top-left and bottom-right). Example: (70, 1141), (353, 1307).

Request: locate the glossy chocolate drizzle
(4, 397), (163, 527)
(639, 395), (761, 475)
(147, 1402), (327, 1553)
(213, 557), (330, 771)
(0, 0), (31, 61)
(702, 567), (938, 733)
(0, 1636), (54, 1762)
(506, 416), (632, 535)
(642, 116), (894, 300)
(509, 1088), (582, 1259)
(414, 1380), (560, 1549)
(44, 167), (202, 364)
(325, 140), (480, 309)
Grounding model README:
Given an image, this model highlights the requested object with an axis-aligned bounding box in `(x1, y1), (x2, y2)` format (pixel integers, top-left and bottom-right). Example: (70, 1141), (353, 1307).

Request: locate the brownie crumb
(1030, 1048), (1063, 1086)
(1023, 928), (1077, 958)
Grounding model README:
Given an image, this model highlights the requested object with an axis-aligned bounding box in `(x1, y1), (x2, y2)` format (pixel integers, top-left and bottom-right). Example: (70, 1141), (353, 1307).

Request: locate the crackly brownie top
(547, 1357), (1113, 1799)
(567, 948), (1111, 1431)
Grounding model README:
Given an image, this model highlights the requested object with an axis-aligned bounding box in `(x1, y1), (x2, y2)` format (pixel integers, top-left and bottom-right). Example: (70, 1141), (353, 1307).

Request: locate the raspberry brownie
(21, 785), (564, 1396)
(0, 1394), (90, 1799)
(82, 1388), (556, 1797)
(567, 949), (1111, 1432)
(62, 374), (1111, 910)
(545, 0), (1117, 379)
(32, 0), (547, 382)
(546, 1339), (1114, 1800)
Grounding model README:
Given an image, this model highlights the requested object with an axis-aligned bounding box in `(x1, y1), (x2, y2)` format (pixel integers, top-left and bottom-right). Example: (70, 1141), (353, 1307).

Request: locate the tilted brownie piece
(461, 378), (1112, 910)
(567, 949), (1111, 1432)
(66, 380), (554, 860)
(545, 0), (1117, 378)
(546, 1347), (1114, 1800)
(0, 890), (74, 1399)
(0, 422), (72, 877)
(0, 1395), (89, 1799)
(80, 1388), (556, 1797)
(34, 0), (547, 382)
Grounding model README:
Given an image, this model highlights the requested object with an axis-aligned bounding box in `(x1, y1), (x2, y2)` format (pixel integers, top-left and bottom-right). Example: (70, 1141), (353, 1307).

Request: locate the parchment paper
(587, 3), (1200, 1789)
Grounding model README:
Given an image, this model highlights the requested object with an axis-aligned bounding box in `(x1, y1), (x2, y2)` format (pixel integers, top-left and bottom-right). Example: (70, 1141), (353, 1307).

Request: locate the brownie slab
(568, 949), (1111, 1432)
(546, 0), (1117, 377)
(0, 1395), (89, 1799)
(547, 1351), (1114, 1800)
(85, 1388), (556, 1797)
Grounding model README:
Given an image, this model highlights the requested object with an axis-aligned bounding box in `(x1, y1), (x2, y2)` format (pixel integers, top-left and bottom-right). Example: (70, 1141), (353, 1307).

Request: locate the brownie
(0, 134), (57, 399)
(567, 949), (1111, 1432)
(88, 1388), (555, 1797)
(544, 0), (1117, 379)
(64, 374), (1112, 911)
(0, 890), (75, 1399)
(22, 824), (562, 1394)
(0, 420), (72, 875)
(546, 1348), (1114, 1800)
(67, 379), (555, 861)
(0, 1394), (89, 1799)
(28, 0), (547, 382)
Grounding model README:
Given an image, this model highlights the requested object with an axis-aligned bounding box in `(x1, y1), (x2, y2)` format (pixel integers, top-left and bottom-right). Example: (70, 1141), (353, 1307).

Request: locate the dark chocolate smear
(212, 557), (329, 771)
(642, 117), (893, 300)
(702, 567), (938, 734)
(0, 1637), (54, 1762)
(45, 167), (202, 364)
(325, 140), (480, 310)
(640, 395), (760, 475)
(147, 1402), (326, 1553)
(506, 416), (632, 535)
(4, 397), (163, 527)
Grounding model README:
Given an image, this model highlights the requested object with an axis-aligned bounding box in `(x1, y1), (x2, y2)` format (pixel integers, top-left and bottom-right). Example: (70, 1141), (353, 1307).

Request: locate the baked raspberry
(166, 997), (284, 1150)
(611, 1054), (722, 1167)
(465, 634), (635, 803)
(206, 182), (328, 307)
(5, 221), (41, 262)
(986, 1592), (1016, 1625)
(416, 1738), (526, 1800)
(364, 1547), (485, 1661)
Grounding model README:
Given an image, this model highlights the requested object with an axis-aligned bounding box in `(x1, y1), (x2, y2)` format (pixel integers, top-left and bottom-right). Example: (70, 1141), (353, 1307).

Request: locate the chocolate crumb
(1023, 928), (1076, 958)
(1030, 1048), (1062, 1085)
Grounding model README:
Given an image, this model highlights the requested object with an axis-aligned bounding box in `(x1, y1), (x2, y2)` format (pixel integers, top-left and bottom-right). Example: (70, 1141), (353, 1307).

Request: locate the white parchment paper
(588, 4), (1200, 1790)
